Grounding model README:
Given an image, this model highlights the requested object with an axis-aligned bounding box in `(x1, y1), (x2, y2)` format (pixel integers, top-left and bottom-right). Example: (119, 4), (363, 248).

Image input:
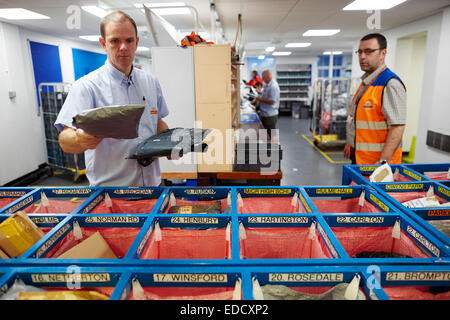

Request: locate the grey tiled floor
(31, 115), (345, 187)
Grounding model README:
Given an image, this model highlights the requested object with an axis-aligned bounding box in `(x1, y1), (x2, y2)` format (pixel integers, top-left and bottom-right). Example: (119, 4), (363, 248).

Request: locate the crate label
(31, 273), (111, 283)
(385, 183), (424, 190)
(244, 188), (291, 195)
(85, 216), (140, 223)
(36, 224), (71, 258)
(0, 191), (26, 197)
(185, 189), (216, 195)
(300, 194), (311, 213)
(137, 224), (153, 256)
(316, 188), (353, 194)
(248, 216), (308, 224)
(402, 169), (422, 181)
(268, 273), (343, 282)
(336, 216), (384, 224)
(5, 196), (33, 213)
(113, 189), (154, 195)
(406, 225), (440, 257)
(82, 194), (104, 213)
(153, 273), (227, 283)
(359, 166), (377, 172)
(179, 206), (192, 214)
(317, 223), (338, 258)
(369, 194), (389, 212)
(170, 217), (219, 224)
(51, 189), (92, 195)
(428, 209), (450, 217)
(437, 186), (450, 198)
(30, 217), (60, 224)
(386, 272), (450, 282)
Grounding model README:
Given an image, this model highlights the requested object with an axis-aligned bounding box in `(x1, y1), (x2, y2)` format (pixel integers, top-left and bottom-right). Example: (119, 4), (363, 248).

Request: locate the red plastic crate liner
(129, 286), (236, 300)
(308, 198), (381, 213)
(330, 227), (430, 258)
(383, 286), (450, 300)
(90, 198), (158, 213)
(239, 197), (299, 214)
(240, 227), (333, 259)
(164, 199), (228, 213)
(140, 228), (229, 259)
(387, 191), (448, 205)
(45, 227), (140, 258)
(0, 198), (17, 209)
(425, 172), (449, 181)
(23, 199), (84, 214)
(350, 174), (411, 184)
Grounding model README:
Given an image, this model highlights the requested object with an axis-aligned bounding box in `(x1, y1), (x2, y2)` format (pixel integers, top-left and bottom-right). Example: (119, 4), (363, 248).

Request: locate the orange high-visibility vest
(352, 67), (405, 164)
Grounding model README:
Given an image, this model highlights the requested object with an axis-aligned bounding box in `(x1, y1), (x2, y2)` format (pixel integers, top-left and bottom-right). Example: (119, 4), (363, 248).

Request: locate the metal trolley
(311, 77), (360, 150)
(38, 82), (85, 182)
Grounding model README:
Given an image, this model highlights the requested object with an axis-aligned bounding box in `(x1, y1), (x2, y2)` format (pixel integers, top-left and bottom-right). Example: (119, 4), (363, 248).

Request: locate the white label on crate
(113, 189), (154, 195)
(369, 194), (389, 212)
(0, 191), (26, 197)
(385, 183), (424, 190)
(316, 188), (353, 194)
(36, 224), (70, 258)
(136, 224), (154, 256)
(31, 273), (111, 283)
(5, 196), (33, 213)
(406, 225), (440, 257)
(85, 216), (140, 224)
(317, 223), (338, 258)
(170, 217), (219, 224)
(185, 189), (216, 195)
(244, 189), (291, 195)
(82, 194), (104, 213)
(30, 217), (60, 224)
(247, 216), (308, 224)
(386, 272), (450, 282)
(336, 216), (384, 224)
(153, 273), (227, 283)
(268, 273), (344, 282)
(51, 189), (92, 195)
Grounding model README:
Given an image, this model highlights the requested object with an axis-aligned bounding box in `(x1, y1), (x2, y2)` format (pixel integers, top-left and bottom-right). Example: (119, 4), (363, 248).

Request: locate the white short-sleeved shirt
(259, 79), (280, 117)
(55, 60), (169, 187)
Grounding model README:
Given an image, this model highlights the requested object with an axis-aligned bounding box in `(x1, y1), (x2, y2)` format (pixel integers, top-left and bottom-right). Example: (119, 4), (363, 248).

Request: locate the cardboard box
(0, 211), (44, 258)
(0, 247), (9, 259)
(57, 231), (117, 259)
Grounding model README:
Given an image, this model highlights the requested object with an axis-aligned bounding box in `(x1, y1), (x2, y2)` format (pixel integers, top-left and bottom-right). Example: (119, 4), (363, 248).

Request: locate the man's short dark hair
(100, 10), (138, 39)
(255, 81), (263, 87)
(252, 70), (258, 75)
(361, 33), (387, 49)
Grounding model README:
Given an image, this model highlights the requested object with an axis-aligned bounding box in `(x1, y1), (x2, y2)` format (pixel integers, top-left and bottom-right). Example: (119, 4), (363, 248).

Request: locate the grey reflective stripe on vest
(356, 141), (402, 152)
(355, 121), (388, 130)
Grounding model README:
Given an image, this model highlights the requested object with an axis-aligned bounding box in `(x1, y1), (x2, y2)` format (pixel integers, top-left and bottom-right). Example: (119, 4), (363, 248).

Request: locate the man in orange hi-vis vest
(345, 33), (406, 165)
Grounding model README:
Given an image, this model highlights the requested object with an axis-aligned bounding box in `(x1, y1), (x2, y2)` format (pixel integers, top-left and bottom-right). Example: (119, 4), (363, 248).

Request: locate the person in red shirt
(248, 70), (263, 87)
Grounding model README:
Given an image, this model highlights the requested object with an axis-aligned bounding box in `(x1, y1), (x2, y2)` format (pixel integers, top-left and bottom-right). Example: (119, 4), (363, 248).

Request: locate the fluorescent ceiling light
(303, 29), (340, 36)
(136, 46), (150, 52)
(82, 6), (109, 18)
(272, 52), (292, 56)
(258, 55), (265, 60)
(285, 42), (311, 48)
(323, 51), (343, 55)
(135, 2), (190, 15)
(343, 0), (407, 10)
(265, 46), (275, 52)
(79, 35), (101, 41)
(0, 8), (50, 20)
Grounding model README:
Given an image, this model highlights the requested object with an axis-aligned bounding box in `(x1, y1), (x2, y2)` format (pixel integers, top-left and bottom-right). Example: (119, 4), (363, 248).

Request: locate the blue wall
(72, 48), (107, 80)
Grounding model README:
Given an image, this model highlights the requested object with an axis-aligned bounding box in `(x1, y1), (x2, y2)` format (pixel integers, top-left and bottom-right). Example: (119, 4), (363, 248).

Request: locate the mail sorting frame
(400, 163), (450, 182)
(369, 180), (450, 249)
(0, 188), (35, 213)
(341, 164), (429, 186)
(0, 187), (98, 214)
(2, 265), (448, 300)
(0, 185), (448, 266)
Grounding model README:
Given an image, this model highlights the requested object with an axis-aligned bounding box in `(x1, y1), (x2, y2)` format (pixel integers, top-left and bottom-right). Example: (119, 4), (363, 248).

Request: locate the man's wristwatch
(376, 159), (388, 165)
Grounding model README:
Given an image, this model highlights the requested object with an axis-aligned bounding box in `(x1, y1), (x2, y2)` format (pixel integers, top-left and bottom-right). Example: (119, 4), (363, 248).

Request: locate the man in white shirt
(55, 10), (170, 186)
